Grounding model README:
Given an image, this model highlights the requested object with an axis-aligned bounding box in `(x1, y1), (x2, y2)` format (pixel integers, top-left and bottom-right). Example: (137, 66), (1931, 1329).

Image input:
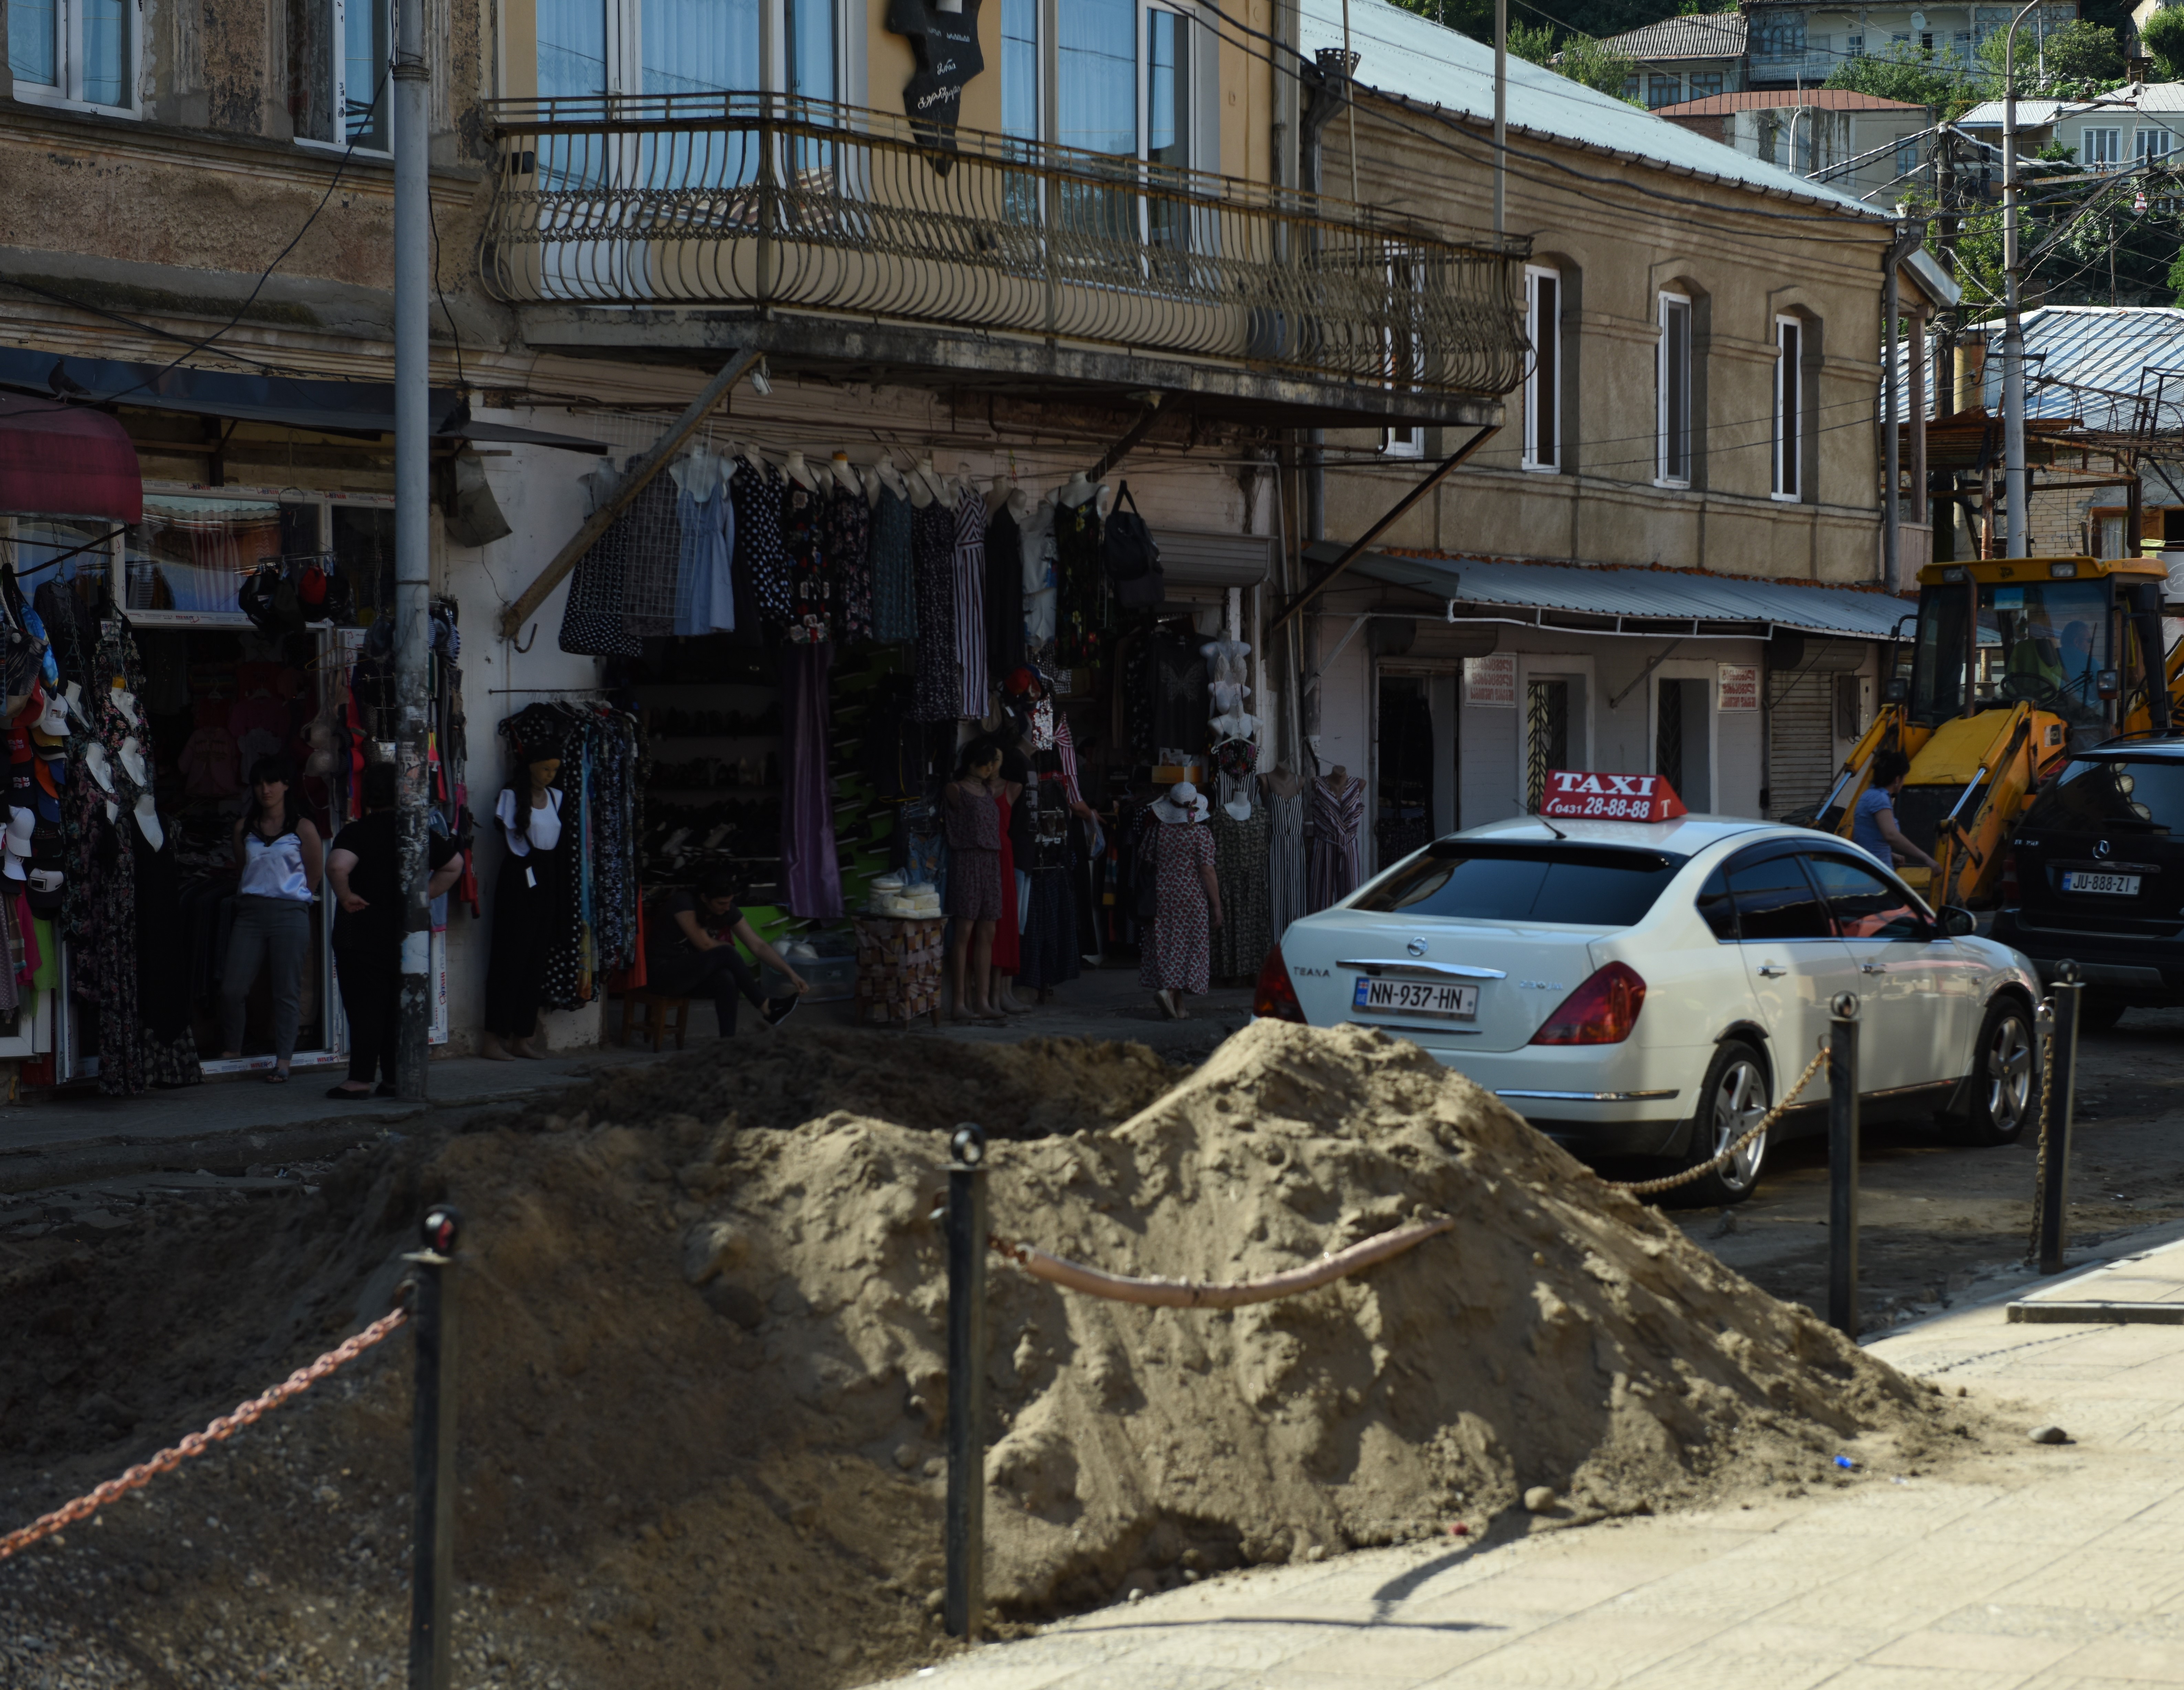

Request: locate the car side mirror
(1940, 905), (1977, 937)
(1883, 676), (1908, 704)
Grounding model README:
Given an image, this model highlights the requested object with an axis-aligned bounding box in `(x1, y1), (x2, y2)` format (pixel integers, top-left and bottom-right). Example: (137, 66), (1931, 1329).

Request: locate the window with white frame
(1002, 0), (1040, 146)
(1647, 72), (1681, 107)
(2138, 126), (2176, 163)
(1524, 266), (1561, 472)
(1658, 292), (1693, 487)
(1895, 133), (1921, 180)
(1774, 315), (1804, 501)
(1846, 31), (1864, 55)
(1380, 248), (1426, 458)
(290, 0), (392, 150)
(1043, 0), (1203, 170)
(7, 0), (134, 111)
(2085, 126), (2121, 169)
(534, 0), (834, 105)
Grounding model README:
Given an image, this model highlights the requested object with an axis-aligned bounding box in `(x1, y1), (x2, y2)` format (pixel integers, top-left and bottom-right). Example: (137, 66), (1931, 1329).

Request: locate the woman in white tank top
(221, 756), (324, 1081)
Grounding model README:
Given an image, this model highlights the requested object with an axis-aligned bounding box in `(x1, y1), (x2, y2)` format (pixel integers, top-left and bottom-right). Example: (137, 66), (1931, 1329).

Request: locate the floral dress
(781, 477), (833, 645)
(731, 462), (792, 626)
(910, 499), (961, 722)
(1139, 822), (1215, 995)
(827, 484), (874, 641)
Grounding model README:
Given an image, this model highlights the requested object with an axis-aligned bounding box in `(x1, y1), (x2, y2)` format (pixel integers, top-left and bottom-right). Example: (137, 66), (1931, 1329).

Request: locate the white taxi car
(1254, 813), (2042, 1202)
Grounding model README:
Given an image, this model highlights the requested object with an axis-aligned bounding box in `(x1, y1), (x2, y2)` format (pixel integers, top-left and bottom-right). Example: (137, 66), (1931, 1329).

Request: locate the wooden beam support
(496, 350), (759, 640)
(1270, 424), (1498, 634)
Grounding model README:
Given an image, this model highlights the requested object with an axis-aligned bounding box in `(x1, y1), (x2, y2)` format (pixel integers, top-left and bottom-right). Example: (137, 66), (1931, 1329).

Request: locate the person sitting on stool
(643, 867), (809, 1036)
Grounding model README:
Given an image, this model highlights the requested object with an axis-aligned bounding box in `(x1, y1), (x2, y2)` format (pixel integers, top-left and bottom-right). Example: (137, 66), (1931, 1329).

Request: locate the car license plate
(2062, 870), (2141, 896)
(1353, 977), (1478, 1019)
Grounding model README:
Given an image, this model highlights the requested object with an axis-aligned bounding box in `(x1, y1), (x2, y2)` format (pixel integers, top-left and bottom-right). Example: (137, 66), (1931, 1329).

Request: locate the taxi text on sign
(1538, 771), (1688, 822)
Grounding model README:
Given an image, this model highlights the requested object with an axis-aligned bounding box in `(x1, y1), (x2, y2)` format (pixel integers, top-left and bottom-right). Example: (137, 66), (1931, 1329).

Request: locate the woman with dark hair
(482, 738), (567, 1060)
(219, 755), (323, 1082)
(643, 866), (808, 1037)
(1851, 748), (1939, 874)
(326, 762), (465, 1098)
(943, 736), (1007, 1022)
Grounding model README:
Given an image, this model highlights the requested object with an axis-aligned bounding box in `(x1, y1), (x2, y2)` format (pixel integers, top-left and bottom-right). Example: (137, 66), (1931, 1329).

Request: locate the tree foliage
(2144, 6), (2184, 82)
(1823, 40), (1967, 108)
(1973, 18), (2125, 97)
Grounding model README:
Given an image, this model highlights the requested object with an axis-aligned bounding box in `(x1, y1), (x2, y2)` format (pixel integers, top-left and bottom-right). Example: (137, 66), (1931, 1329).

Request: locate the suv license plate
(2063, 870), (2141, 896)
(1354, 978), (1478, 1019)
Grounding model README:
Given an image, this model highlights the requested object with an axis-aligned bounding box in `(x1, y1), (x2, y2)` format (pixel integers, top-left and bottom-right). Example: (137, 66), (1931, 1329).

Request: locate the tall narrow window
(1658, 292), (1692, 487)
(639, 0), (761, 96)
(785, 0), (833, 101)
(537, 0), (608, 95)
(1774, 315), (1802, 500)
(1148, 9), (1190, 170)
(1001, 0), (1040, 145)
(2137, 126), (2175, 163)
(343, 0), (390, 146)
(1524, 266), (1560, 471)
(8, 0), (58, 87)
(291, 0), (388, 147)
(2086, 127), (2121, 169)
(1058, 0), (1137, 157)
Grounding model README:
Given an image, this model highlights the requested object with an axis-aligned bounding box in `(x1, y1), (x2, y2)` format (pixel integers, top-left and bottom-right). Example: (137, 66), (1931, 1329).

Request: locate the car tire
(1667, 1039), (1771, 1207)
(1953, 995), (2037, 1147)
(2074, 994), (2127, 1036)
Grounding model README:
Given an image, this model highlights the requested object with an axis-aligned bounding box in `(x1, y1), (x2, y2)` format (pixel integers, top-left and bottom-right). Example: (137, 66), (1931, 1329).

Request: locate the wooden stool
(618, 990), (691, 1051)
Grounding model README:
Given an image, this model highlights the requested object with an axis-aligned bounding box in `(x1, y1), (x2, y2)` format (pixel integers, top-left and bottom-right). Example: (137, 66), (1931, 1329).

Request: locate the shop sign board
(1538, 771), (1688, 822)
(1717, 664), (1760, 710)
(1462, 653), (1517, 706)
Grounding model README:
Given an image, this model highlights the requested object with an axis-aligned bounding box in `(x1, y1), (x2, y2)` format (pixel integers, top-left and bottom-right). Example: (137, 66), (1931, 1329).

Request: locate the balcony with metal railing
(477, 94), (1529, 426)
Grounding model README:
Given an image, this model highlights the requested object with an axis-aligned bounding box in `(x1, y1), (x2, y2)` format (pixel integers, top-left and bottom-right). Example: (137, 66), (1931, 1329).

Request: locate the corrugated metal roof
(1955, 99), (2075, 127)
(1958, 85), (2184, 126)
(1298, 0), (1886, 220)
(1658, 89), (1923, 114)
(1984, 305), (2184, 428)
(1599, 13), (1747, 61)
(1317, 545), (1911, 640)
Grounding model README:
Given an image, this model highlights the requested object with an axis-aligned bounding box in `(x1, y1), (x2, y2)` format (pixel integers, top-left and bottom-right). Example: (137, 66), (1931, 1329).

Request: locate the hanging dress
(1020, 495), (1058, 655)
(781, 640), (844, 918)
(670, 450), (735, 637)
(984, 501), (1024, 682)
(781, 474), (834, 645)
(1267, 784), (1307, 940)
(1053, 490), (1106, 668)
(1139, 821), (1215, 996)
(731, 462), (792, 628)
(827, 481), (874, 641)
(1210, 803), (1272, 983)
(870, 484), (917, 644)
(1307, 775), (1366, 913)
(484, 787), (566, 1041)
(951, 491), (989, 718)
(910, 497), (961, 722)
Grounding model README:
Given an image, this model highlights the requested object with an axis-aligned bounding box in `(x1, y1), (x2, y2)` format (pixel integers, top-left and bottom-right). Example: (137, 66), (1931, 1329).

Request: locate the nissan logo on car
(1406, 938), (1430, 958)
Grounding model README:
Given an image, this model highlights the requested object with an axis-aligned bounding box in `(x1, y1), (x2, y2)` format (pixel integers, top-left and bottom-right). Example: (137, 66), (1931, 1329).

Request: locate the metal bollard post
(944, 1124), (988, 1644)
(1828, 995), (1860, 1338)
(407, 1206), (462, 1690)
(2040, 962), (2083, 1276)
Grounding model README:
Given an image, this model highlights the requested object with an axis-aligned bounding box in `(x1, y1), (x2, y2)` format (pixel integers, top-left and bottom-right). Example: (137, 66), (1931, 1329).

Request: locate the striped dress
(1306, 774), (1365, 913)
(952, 492), (989, 717)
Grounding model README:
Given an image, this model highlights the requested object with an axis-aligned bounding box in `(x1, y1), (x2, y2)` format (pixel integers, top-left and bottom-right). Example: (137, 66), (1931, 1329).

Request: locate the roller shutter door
(1767, 668), (1834, 820)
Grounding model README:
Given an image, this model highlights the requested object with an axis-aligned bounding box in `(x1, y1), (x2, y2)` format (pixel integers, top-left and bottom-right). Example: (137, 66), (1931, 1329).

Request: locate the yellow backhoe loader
(1808, 555), (2175, 907)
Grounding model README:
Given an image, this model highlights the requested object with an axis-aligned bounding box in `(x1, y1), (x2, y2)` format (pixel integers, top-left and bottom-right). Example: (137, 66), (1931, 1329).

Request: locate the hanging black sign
(884, 0), (985, 168)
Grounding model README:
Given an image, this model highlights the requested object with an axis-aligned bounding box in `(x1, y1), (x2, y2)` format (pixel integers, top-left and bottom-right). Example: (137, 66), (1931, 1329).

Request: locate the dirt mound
(0, 1025), (1987, 1690)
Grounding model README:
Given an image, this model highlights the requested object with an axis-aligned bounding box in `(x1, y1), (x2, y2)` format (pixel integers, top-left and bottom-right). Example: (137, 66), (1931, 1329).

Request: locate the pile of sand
(0, 1024), (1984, 1690)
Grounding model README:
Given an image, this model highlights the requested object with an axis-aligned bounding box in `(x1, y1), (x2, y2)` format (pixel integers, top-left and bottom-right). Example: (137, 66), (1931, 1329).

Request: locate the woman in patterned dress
(1139, 780), (1223, 1020)
(942, 737), (1008, 1023)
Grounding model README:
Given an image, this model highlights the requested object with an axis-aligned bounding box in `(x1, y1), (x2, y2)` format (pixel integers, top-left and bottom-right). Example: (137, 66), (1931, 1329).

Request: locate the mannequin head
(956, 737), (1005, 782)
(527, 755), (561, 795)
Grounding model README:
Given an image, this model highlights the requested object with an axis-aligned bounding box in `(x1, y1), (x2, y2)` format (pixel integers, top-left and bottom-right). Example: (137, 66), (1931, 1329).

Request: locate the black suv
(1993, 736), (2184, 1030)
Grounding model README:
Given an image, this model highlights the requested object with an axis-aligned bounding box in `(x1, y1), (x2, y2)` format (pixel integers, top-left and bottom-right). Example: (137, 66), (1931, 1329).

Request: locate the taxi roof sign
(1538, 771), (1687, 823)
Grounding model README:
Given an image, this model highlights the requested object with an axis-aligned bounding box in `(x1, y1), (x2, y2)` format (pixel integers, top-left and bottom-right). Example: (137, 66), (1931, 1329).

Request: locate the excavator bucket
(1887, 706), (2048, 906)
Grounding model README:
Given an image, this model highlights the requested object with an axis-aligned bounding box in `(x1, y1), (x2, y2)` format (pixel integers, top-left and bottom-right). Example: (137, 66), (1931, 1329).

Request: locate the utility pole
(1494, 0), (1507, 234)
(393, 0), (432, 1098)
(2001, 0), (2042, 559)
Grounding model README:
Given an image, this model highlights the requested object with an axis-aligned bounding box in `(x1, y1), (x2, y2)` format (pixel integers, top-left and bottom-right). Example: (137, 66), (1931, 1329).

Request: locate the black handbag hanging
(1102, 482), (1165, 610)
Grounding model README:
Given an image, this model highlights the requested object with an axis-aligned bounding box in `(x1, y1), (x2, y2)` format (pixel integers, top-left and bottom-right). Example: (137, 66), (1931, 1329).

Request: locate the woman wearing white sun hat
(1138, 780), (1223, 1020)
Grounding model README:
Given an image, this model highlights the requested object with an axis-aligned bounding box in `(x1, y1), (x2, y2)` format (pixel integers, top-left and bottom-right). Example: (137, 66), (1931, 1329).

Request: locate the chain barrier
(1602, 1045), (1832, 1199)
(2025, 997), (2057, 1263)
(0, 1308), (409, 1565)
(989, 1216), (1454, 1308)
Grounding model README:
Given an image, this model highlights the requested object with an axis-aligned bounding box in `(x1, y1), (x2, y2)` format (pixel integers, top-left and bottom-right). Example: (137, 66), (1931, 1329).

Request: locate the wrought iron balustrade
(478, 93), (1529, 399)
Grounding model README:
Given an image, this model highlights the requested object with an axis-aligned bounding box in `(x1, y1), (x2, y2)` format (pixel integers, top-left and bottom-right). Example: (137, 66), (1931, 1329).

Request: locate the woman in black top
(325, 763), (465, 1098)
(644, 866), (809, 1035)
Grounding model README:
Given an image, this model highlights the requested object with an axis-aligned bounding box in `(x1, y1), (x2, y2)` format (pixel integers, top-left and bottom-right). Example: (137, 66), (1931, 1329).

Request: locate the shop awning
(0, 349), (608, 453)
(1316, 544), (1916, 643)
(0, 394), (142, 522)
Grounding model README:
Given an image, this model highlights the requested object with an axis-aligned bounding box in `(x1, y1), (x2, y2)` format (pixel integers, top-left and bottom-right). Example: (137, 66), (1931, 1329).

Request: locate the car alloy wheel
(1709, 1055), (1769, 1196)
(1985, 1012), (2034, 1137)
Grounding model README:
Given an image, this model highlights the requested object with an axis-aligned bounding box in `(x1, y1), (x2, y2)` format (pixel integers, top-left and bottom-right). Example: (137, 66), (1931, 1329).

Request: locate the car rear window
(2023, 757), (2184, 833)
(1350, 844), (1688, 927)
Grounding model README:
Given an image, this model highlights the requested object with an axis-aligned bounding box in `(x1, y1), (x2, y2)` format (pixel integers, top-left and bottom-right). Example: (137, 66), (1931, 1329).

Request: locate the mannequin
(831, 451), (862, 494)
(783, 449), (817, 491)
(132, 793), (163, 852)
(82, 742), (115, 794)
(483, 742), (567, 1060)
(1059, 469), (1096, 508)
(1265, 761), (1302, 800)
(913, 455), (954, 508)
(739, 441), (770, 476)
(872, 460), (908, 503)
(1326, 764), (1352, 791)
(111, 686), (142, 730)
(118, 736), (149, 790)
(1006, 480), (1032, 522)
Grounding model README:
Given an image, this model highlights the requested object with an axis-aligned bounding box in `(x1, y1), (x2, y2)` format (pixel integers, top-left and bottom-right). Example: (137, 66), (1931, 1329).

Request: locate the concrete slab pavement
(861, 1240), (2184, 1690)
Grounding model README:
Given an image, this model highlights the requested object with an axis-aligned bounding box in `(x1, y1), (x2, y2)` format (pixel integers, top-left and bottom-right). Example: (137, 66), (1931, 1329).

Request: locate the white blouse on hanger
(496, 787), (564, 857)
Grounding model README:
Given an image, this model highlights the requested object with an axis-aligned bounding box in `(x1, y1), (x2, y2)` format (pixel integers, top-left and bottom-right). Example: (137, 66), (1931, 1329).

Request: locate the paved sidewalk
(864, 1241), (2184, 1690)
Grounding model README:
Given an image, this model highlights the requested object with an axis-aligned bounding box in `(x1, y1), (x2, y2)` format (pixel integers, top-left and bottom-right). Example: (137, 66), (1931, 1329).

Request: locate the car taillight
(1529, 962), (1647, 1045)
(1253, 945), (1308, 1023)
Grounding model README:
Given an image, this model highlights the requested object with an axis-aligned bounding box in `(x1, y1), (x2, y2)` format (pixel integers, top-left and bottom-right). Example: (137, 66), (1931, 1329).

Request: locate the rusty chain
(2025, 997), (2057, 1262)
(1602, 1044), (1832, 1199)
(0, 1308), (409, 1564)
